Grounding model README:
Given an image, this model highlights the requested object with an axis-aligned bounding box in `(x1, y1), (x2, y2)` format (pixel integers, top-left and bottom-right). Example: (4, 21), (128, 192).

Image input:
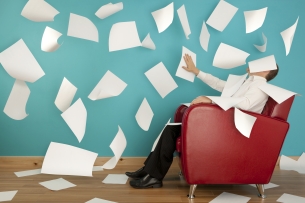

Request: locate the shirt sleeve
(197, 71), (226, 92)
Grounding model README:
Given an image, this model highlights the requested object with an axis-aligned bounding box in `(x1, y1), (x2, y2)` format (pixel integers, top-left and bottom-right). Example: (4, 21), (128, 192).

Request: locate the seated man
(126, 54), (279, 189)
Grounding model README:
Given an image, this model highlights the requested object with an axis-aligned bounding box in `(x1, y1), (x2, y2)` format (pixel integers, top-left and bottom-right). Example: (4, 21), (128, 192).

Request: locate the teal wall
(0, 0), (304, 156)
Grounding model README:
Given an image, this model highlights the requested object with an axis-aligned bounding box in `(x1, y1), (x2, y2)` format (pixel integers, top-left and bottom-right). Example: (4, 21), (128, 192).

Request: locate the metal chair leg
(187, 184), (197, 199)
(256, 184), (266, 199)
(178, 170), (183, 177)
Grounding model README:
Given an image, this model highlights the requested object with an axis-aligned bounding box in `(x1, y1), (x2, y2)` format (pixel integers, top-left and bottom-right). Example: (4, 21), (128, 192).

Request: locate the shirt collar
(248, 75), (267, 82)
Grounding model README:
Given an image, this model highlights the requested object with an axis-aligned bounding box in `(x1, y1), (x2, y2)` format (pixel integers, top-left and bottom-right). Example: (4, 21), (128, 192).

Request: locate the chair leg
(178, 170), (183, 177)
(256, 184), (266, 199)
(187, 184), (197, 199)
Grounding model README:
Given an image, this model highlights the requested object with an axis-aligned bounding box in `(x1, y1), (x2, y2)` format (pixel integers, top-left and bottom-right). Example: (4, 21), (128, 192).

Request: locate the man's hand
(191, 96), (212, 105)
(182, 54), (200, 75)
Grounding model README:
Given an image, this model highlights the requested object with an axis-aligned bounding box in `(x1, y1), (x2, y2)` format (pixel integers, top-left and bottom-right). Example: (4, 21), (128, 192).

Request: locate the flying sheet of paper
(207, 96), (246, 111)
(234, 108), (257, 138)
(280, 155), (299, 171)
(206, 0), (238, 32)
(92, 166), (104, 172)
(14, 169), (41, 177)
(209, 192), (251, 203)
(213, 43), (250, 69)
(258, 83), (297, 104)
(176, 46), (197, 82)
(102, 126), (127, 169)
(248, 55), (277, 73)
(151, 118), (171, 152)
(277, 193), (305, 203)
(86, 198), (117, 203)
(167, 123), (182, 125)
(95, 2), (123, 19)
(88, 70), (127, 100)
(151, 2), (174, 33)
(109, 21), (141, 52)
(142, 33), (156, 50)
(200, 21), (210, 51)
(0, 191), (18, 202)
(39, 178), (76, 191)
(244, 7), (267, 33)
(102, 174), (128, 184)
(254, 33), (267, 52)
(135, 98), (154, 131)
(67, 13), (98, 42)
(21, 0), (59, 22)
(41, 142), (98, 177)
(297, 153), (305, 174)
(55, 77), (77, 112)
(177, 5), (191, 39)
(249, 183), (279, 189)
(0, 39), (45, 83)
(182, 103), (191, 107)
(41, 26), (62, 52)
(145, 62), (178, 98)
(3, 80), (30, 120)
(61, 98), (87, 142)
(221, 74), (248, 97)
(281, 17), (299, 56)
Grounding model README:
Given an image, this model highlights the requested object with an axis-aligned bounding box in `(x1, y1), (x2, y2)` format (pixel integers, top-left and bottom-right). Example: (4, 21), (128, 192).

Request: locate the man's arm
(234, 87), (268, 112)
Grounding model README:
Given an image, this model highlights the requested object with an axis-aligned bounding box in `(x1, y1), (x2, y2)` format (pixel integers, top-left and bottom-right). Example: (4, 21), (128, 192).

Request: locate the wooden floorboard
(0, 157), (304, 203)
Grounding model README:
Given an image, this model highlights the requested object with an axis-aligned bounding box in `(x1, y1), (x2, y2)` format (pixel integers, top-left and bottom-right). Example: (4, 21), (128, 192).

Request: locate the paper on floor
(145, 62), (178, 98)
(254, 33), (267, 52)
(67, 13), (98, 42)
(221, 73), (248, 97)
(258, 83), (297, 104)
(248, 55), (277, 73)
(3, 80), (30, 120)
(277, 193), (305, 203)
(55, 77), (77, 112)
(297, 153), (305, 174)
(200, 21), (210, 51)
(88, 70), (127, 100)
(102, 126), (127, 169)
(207, 96), (246, 111)
(14, 169), (41, 177)
(151, 2), (174, 33)
(206, 0), (238, 32)
(41, 26), (62, 52)
(86, 198), (117, 203)
(249, 183), (279, 189)
(281, 17), (299, 56)
(209, 192), (250, 203)
(0, 191), (18, 202)
(213, 43), (250, 69)
(92, 166), (103, 172)
(21, 0), (59, 22)
(280, 154), (305, 174)
(151, 118), (171, 152)
(102, 174), (128, 184)
(0, 39), (45, 83)
(41, 142), (97, 176)
(177, 5), (191, 39)
(135, 98), (154, 131)
(39, 178), (76, 191)
(234, 108), (257, 138)
(142, 33), (156, 50)
(95, 2), (123, 19)
(109, 21), (141, 52)
(244, 7), (268, 33)
(176, 46), (196, 82)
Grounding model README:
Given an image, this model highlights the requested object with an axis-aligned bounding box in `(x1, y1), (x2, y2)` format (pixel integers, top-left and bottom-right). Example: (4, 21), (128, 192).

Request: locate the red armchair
(175, 96), (294, 199)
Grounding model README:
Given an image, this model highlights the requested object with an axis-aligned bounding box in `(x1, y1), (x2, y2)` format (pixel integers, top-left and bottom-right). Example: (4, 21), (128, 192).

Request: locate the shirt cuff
(196, 71), (207, 80)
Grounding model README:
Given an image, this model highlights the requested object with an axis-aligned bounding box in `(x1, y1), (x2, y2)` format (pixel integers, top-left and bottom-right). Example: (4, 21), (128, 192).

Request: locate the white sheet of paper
(207, 96), (246, 111)
(41, 26), (62, 52)
(92, 166), (104, 172)
(61, 98), (87, 142)
(95, 2), (123, 19)
(145, 62), (178, 98)
(41, 142), (97, 177)
(142, 33), (156, 50)
(221, 74), (248, 97)
(234, 108), (257, 138)
(55, 77), (77, 112)
(102, 126), (127, 169)
(182, 103), (191, 107)
(176, 46), (196, 82)
(39, 178), (76, 191)
(209, 192), (250, 203)
(258, 83), (297, 104)
(279, 155), (299, 171)
(206, 0), (238, 32)
(135, 98), (154, 131)
(86, 198), (117, 203)
(248, 55), (277, 73)
(167, 123), (182, 125)
(151, 2), (174, 33)
(277, 193), (305, 203)
(151, 119), (171, 152)
(109, 21), (141, 52)
(0, 191), (18, 202)
(281, 17), (299, 56)
(200, 21), (210, 51)
(88, 70), (127, 100)
(102, 174), (128, 184)
(3, 80), (30, 120)
(0, 39), (45, 83)
(244, 7), (267, 33)
(254, 33), (267, 52)
(177, 5), (191, 39)
(67, 13), (98, 42)
(296, 153), (305, 174)
(21, 0), (59, 22)
(14, 169), (41, 177)
(249, 183), (279, 189)
(213, 43), (250, 69)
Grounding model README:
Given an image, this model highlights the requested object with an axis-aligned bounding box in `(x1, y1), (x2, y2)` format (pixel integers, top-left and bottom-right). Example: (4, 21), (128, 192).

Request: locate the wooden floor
(0, 157), (304, 203)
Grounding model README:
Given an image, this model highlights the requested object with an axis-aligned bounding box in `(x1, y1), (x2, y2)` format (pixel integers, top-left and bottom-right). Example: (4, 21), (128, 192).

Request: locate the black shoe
(129, 174), (163, 189)
(125, 167), (147, 179)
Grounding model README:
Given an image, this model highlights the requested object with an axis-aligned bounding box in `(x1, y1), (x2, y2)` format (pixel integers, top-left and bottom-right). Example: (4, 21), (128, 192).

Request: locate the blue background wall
(0, 0), (304, 156)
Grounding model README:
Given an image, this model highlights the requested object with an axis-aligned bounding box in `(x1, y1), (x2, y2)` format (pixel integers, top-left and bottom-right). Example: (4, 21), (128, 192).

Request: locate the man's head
(246, 64), (279, 81)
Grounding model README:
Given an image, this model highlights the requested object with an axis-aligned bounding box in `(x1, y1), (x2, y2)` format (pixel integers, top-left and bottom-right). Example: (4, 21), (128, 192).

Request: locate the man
(126, 54), (279, 189)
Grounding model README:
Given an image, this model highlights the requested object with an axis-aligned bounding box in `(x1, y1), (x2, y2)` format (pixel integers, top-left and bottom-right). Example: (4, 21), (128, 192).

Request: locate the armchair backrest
(261, 96), (295, 121)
